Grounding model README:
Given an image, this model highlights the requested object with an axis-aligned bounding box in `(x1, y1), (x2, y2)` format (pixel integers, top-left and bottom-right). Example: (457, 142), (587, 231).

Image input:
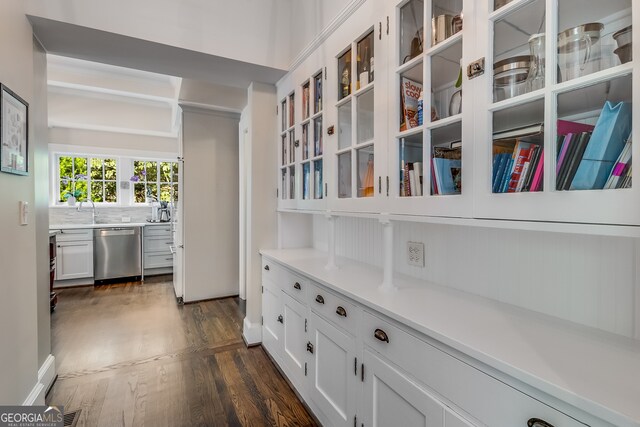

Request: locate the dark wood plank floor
(47, 276), (317, 427)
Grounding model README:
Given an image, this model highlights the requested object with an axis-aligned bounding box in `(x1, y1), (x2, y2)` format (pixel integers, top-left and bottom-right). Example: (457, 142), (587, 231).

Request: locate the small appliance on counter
(146, 201), (172, 223)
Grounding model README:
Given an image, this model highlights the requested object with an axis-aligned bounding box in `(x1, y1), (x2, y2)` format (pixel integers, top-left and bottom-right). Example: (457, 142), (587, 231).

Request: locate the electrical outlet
(407, 241), (425, 267)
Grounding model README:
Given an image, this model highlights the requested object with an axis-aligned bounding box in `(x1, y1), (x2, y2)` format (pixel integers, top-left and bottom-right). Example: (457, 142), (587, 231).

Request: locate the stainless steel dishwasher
(94, 227), (142, 282)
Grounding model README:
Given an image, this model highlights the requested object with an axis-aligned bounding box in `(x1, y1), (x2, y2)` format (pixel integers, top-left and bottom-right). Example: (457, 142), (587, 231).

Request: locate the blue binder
(570, 101), (632, 190)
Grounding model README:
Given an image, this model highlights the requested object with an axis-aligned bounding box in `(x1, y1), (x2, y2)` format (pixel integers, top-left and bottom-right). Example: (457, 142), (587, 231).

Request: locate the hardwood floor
(47, 277), (317, 427)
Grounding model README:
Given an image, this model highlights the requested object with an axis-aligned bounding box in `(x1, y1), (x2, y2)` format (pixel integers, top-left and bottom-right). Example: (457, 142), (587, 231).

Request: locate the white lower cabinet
(281, 291), (308, 391)
(362, 347), (445, 427)
(55, 239), (93, 280)
(262, 280), (283, 360)
(261, 258), (593, 427)
(308, 312), (358, 427)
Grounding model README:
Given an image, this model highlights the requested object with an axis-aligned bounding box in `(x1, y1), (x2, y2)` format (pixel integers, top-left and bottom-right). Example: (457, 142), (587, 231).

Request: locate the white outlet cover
(407, 241), (425, 267)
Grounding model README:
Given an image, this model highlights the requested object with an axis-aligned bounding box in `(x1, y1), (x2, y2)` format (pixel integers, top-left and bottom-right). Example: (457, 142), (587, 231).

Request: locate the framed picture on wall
(0, 84), (29, 176)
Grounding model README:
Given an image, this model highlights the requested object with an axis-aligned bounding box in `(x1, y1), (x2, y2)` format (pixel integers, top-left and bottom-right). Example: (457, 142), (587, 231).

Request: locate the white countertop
(50, 222), (172, 230)
(261, 248), (640, 427)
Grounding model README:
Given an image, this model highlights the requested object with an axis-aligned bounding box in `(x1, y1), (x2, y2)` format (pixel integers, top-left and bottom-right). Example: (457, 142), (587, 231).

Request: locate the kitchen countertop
(50, 222), (172, 230)
(261, 248), (640, 427)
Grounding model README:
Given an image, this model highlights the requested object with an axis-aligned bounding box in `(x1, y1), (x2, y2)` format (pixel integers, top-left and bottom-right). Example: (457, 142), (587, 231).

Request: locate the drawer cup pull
(336, 306), (347, 317)
(315, 295), (325, 304)
(277, 315), (283, 324)
(374, 328), (389, 343)
(528, 419), (555, 427)
(264, 265), (270, 271)
(293, 282), (302, 290)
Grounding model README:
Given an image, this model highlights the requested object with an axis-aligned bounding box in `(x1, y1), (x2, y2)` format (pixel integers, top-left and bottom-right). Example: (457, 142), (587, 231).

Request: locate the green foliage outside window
(58, 156), (117, 203)
(131, 160), (179, 203)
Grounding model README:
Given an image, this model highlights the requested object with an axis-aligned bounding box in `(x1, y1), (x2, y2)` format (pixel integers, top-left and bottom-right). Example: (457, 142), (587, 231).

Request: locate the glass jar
(493, 56), (531, 102)
(526, 33), (545, 92)
(557, 23), (603, 82)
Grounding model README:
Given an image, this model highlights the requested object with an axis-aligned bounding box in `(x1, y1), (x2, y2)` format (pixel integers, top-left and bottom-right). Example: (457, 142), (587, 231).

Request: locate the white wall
(49, 127), (178, 153)
(313, 216), (639, 338)
(241, 83), (278, 344)
(181, 106), (239, 302)
(27, 0), (293, 71)
(0, 0), (48, 405)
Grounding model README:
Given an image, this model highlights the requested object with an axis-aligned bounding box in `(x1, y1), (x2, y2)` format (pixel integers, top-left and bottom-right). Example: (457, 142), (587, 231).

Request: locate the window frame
(131, 159), (180, 205)
(54, 154), (120, 205)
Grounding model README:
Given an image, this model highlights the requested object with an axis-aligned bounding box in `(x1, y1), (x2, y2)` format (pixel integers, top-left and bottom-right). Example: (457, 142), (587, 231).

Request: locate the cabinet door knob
(528, 419), (555, 427)
(374, 328), (389, 343)
(315, 295), (325, 304)
(277, 315), (283, 324)
(264, 265), (270, 271)
(293, 282), (301, 290)
(336, 306), (347, 317)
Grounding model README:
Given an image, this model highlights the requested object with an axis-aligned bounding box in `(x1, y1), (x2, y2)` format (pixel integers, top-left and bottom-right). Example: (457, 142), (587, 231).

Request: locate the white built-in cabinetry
(276, 0), (639, 226)
(261, 253), (633, 427)
(54, 228), (93, 281)
(143, 223), (173, 273)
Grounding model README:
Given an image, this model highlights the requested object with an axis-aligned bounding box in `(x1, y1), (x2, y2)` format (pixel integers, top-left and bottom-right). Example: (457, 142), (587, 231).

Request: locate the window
(132, 160), (179, 203)
(58, 156), (117, 203)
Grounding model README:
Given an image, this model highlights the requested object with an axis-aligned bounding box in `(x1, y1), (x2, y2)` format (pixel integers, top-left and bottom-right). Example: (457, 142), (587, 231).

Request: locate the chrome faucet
(77, 200), (97, 224)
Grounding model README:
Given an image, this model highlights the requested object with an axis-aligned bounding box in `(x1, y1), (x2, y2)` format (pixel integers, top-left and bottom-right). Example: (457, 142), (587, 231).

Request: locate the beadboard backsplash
(313, 216), (639, 338)
(50, 206), (155, 225)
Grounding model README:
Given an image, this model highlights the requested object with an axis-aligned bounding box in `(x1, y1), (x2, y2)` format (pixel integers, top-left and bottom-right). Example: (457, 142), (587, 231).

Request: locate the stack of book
(555, 120), (595, 190)
(400, 162), (423, 196)
(492, 139), (543, 193)
(431, 145), (461, 195)
(568, 101), (632, 190)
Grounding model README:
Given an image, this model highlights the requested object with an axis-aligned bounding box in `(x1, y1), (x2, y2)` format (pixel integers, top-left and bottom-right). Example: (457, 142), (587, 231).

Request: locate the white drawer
(55, 228), (93, 242)
(144, 224), (172, 237)
(144, 252), (174, 269)
(362, 311), (586, 427)
(281, 270), (307, 303)
(144, 236), (173, 253)
(308, 282), (360, 336)
(262, 258), (284, 283)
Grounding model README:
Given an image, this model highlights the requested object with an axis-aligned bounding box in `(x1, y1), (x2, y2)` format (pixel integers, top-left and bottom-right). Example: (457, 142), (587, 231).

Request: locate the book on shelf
(492, 138), (543, 193)
(431, 145), (461, 195)
(303, 164), (310, 200)
(302, 84), (310, 119)
(571, 101), (632, 190)
(314, 75), (322, 113)
(314, 162), (323, 199)
(400, 77), (422, 132)
(401, 162), (423, 197)
(560, 132), (591, 190)
(604, 132), (632, 189)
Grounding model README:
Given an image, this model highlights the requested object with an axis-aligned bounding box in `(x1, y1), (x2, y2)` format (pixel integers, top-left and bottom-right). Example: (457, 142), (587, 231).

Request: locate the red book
(530, 150), (545, 191)
(507, 146), (532, 192)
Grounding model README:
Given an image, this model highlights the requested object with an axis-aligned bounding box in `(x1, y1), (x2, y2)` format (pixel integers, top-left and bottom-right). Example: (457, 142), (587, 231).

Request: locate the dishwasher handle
(96, 228), (138, 237)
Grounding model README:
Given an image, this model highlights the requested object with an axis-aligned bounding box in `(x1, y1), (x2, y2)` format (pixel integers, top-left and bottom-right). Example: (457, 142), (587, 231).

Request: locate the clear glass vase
(526, 33), (545, 92)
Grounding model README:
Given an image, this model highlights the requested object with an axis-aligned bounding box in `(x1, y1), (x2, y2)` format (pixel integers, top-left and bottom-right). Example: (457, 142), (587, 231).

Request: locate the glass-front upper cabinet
(278, 88), (297, 210)
(473, 0), (638, 225)
(300, 69), (325, 208)
(388, 0), (473, 217)
(331, 0), (390, 212)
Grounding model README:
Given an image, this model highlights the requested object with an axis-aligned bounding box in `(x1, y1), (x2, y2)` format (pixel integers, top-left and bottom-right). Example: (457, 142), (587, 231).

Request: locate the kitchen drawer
(144, 236), (173, 253)
(144, 224), (172, 237)
(362, 311), (586, 427)
(262, 258), (284, 284)
(281, 271), (307, 303)
(144, 252), (174, 269)
(54, 228), (93, 242)
(308, 282), (360, 336)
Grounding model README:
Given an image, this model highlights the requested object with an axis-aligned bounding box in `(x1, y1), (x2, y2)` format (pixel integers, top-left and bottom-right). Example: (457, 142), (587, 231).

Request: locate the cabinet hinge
(325, 183), (328, 197)
(305, 318), (308, 332)
(324, 67), (327, 80)
(276, 188), (279, 198)
(379, 22), (382, 40)
(378, 176), (381, 194)
(261, 316), (263, 325)
(386, 16), (389, 35)
(386, 176), (389, 196)
(276, 104), (278, 115)
(305, 362), (308, 376)
(361, 363), (364, 382)
(261, 286), (263, 294)
(354, 357), (358, 376)
(354, 415), (357, 427)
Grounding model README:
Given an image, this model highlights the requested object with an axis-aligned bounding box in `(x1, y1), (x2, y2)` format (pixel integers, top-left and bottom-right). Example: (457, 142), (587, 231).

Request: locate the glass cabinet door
(332, 15), (389, 212)
(473, 0), (638, 225)
(388, 0), (472, 217)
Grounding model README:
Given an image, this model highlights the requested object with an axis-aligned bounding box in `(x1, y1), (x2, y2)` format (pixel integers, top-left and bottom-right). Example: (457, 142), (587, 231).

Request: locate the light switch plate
(407, 241), (424, 267)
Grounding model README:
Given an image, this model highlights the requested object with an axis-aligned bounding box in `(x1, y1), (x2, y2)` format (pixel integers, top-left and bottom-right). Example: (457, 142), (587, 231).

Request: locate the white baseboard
(242, 317), (262, 346)
(22, 383), (44, 406)
(38, 354), (56, 395)
(23, 354), (56, 406)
